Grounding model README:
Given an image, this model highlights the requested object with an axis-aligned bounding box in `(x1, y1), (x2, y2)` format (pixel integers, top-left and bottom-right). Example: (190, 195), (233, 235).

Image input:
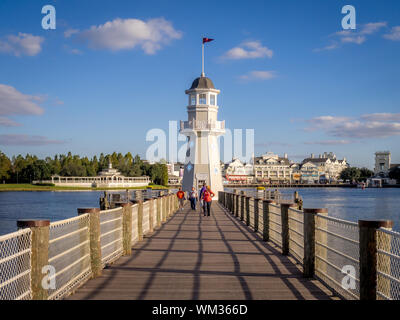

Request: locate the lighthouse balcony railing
(180, 120), (225, 131)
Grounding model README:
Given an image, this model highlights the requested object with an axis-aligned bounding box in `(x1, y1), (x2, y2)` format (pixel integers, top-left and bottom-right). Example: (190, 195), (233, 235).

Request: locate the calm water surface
(0, 188), (399, 235)
(0, 191), (102, 236)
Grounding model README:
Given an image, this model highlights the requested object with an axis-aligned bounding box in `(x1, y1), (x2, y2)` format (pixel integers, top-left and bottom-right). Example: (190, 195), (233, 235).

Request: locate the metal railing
(48, 214), (91, 300)
(0, 193), (178, 300)
(0, 229), (32, 300)
(100, 207), (123, 266)
(314, 214), (360, 300)
(288, 207), (304, 264)
(377, 228), (400, 300)
(268, 204), (282, 247)
(218, 191), (397, 300)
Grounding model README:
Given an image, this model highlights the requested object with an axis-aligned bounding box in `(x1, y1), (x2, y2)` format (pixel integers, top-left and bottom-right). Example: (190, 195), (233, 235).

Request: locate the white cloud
(223, 41), (273, 60)
(316, 22), (387, 51)
(0, 84), (44, 116)
(384, 26), (400, 41)
(76, 17), (182, 54)
(360, 22), (387, 35)
(340, 35), (366, 44)
(0, 84), (44, 127)
(239, 70), (276, 81)
(0, 117), (21, 127)
(64, 28), (80, 38)
(304, 113), (400, 139)
(304, 140), (352, 145)
(305, 116), (351, 131)
(0, 134), (64, 146)
(360, 113), (400, 122)
(330, 121), (400, 138)
(0, 33), (44, 57)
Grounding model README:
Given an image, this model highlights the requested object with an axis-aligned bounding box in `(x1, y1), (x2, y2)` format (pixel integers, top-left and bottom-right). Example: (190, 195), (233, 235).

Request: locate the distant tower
(180, 74), (225, 198)
(374, 151), (391, 175)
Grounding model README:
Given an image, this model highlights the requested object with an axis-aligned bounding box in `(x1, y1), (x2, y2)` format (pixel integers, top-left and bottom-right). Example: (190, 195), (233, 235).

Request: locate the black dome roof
(190, 76), (215, 89)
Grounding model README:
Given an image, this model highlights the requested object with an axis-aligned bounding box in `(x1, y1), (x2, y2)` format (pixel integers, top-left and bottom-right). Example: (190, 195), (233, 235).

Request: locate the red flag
(203, 37), (214, 44)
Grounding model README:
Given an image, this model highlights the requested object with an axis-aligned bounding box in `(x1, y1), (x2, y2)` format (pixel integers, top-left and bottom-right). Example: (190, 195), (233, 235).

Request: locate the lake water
(0, 188), (399, 236)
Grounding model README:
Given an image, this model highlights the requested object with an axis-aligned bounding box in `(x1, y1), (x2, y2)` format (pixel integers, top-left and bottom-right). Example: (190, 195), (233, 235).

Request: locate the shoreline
(0, 184), (170, 192)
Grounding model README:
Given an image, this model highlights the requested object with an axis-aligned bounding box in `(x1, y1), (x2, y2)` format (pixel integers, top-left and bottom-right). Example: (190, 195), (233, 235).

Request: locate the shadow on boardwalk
(68, 202), (339, 300)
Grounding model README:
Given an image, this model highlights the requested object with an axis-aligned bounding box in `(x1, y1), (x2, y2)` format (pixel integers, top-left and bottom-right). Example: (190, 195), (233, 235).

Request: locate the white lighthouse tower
(180, 72), (225, 199)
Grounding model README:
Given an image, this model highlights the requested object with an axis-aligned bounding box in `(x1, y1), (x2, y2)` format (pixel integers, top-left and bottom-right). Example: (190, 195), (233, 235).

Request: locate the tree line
(0, 151), (168, 186)
(339, 167), (374, 182)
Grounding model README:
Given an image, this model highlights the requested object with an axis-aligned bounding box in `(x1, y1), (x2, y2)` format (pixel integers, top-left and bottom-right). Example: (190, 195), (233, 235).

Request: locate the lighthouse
(180, 72), (225, 199)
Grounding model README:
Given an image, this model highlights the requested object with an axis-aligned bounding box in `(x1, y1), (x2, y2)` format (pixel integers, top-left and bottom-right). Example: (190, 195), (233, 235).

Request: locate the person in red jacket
(176, 187), (185, 211)
(202, 186), (215, 216)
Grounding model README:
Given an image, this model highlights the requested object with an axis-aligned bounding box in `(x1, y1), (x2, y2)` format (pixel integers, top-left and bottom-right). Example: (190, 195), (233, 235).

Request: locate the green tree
(359, 167), (374, 181)
(0, 151), (11, 182)
(389, 166), (400, 182)
(340, 167), (361, 182)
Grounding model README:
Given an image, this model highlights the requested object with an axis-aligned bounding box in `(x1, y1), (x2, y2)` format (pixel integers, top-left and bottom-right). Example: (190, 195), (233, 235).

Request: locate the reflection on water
(0, 188), (399, 235)
(226, 187), (400, 232)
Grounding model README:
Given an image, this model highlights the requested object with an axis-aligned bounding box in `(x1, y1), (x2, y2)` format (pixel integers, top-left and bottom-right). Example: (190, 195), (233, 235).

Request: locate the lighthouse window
(190, 95), (196, 105)
(199, 94), (207, 104)
(210, 94), (216, 105)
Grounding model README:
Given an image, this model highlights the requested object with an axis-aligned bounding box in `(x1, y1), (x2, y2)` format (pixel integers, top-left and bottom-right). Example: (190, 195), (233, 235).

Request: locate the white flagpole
(202, 42), (204, 77)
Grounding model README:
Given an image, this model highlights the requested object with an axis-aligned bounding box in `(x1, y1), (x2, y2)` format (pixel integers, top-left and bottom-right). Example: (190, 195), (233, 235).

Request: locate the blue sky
(0, 0), (399, 169)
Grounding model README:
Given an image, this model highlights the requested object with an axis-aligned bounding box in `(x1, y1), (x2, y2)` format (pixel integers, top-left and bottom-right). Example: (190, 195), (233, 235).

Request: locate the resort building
(47, 162), (150, 188)
(224, 158), (254, 184)
(301, 152), (348, 182)
(253, 152), (292, 184)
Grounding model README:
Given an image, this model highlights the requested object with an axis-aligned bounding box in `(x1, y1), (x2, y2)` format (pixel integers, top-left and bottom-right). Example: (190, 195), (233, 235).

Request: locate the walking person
(199, 183), (207, 214)
(202, 186), (215, 216)
(177, 187), (185, 211)
(189, 187), (198, 210)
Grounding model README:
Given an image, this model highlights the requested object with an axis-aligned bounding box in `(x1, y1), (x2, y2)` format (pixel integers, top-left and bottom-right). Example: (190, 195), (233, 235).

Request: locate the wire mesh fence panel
(100, 207), (123, 266)
(0, 229), (32, 300)
(249, 198), (255, 229)
(377, 228), (400, 300)
(142, 201), (150, 235)
(315, 214), (360, 300)
(131, 204), (139, 245)
(288, 207), (304, 265)
(269, 204), (282, 247)
(48, 214), (91, 300)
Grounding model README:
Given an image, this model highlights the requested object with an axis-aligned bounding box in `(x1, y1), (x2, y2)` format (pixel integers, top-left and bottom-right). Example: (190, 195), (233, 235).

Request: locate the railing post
(120, 203), (132, 256)
(280, 203), (296, 256)
(303, 208), (327, 278)
(156, 197), (161, 228)
(262, 200), (275, 242)
(359, 219), (393, 300)
(137, 201), (144, 241)
(245, 196), (250, 226)
(148, 199), (154, 233)
(77, 208), (102, 278)
(17, 220), (50, 300)
(254, 198), (260, 232)
(231, 192), (235, 215)
(235, 193), (239, 217)
(169, 194), (174, 216)
(240, 192), (245, 221)
(162, 196), (167, 222)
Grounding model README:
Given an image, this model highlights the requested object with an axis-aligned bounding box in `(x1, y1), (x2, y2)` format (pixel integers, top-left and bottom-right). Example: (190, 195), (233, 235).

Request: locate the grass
(0, 184), (169, 192)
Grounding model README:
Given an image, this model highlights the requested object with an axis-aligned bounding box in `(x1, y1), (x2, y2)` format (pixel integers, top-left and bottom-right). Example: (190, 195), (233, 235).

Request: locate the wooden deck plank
(67, 202), (339, 300)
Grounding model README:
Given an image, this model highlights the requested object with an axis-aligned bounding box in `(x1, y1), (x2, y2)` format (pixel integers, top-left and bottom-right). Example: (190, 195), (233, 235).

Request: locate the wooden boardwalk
(68, 202), (338, 300)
